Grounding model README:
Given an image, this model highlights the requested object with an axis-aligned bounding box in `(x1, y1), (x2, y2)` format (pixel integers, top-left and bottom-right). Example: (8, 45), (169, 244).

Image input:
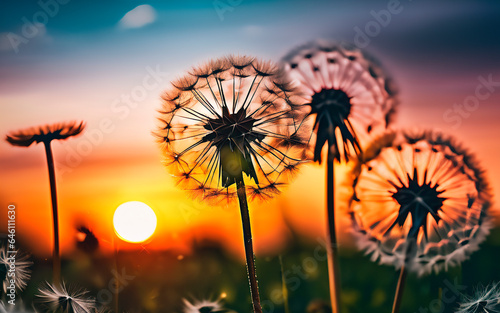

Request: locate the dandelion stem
(326, 157), (341, 313)
(236, 178), (263, 313)
(43, 140), (61, 284)
(391, 265), (407, 313)
(392, 237), (415, 313)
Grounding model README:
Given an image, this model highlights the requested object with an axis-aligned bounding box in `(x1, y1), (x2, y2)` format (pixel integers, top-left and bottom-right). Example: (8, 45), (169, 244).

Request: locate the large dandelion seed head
(282, 40), (397, 163)
(457, 282), (500, 313)
(349, 130), (492, 276)
(37, 282), (95, 313)
(155, 55), (307, 204)
(0, 246), (33, 292)
(6, 121), (85, 147)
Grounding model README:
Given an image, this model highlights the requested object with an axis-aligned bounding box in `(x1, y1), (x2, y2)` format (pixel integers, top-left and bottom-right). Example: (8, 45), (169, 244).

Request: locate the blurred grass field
(8, 226), (500, 313)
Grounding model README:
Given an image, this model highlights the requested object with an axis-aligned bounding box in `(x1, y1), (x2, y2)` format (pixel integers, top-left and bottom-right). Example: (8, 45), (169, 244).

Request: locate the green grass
(8, 227), (500, 313)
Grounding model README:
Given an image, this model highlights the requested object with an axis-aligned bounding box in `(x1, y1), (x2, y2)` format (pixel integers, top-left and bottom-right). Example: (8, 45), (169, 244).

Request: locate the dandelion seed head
(5, 121), (85, 147)
(155, 56), (307, 202)
(282, 40), (397, 163)
(0, 246), (33, 292)
(457, 282), (500, 313)
(182, 298), (228, 313)
(37, 282), (95, 313)
(349, 130), (492, 276)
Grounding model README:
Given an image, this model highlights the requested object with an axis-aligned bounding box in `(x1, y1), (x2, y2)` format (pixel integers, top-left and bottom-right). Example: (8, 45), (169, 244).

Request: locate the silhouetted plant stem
(392, 238), (415, 313)
(326, 155), (341, 313)
(392, 265), (407, 313)
(43, 140), (61, 284)
(236, 178), (263, 313)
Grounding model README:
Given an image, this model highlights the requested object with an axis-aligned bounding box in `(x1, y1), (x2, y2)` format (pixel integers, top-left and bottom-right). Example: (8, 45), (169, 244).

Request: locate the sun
(113, 201), (157, 243)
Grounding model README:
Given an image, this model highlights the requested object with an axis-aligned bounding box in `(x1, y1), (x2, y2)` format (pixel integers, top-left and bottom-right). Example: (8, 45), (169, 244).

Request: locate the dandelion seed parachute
(349, 130), (492, 276)
(457, 282), (500, 313)
(282, 40), (397, 163)
(182, 298), (229, 313)
(37, 282), (95, 313)
(155, 55), (307, 204)
(0, 246), (33, 292)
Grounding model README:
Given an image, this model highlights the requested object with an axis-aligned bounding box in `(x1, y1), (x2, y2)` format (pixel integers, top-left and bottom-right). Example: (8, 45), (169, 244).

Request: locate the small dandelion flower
(37, 282), (95, 313)
(183, 299), (229, 313)
(155, 55), (306, 203)
(282, 40), (397, 163)
(6, 122), (85, 147)
(6, 121), (85, 284)
(349, 130), (492, 276)
(0, 246), (33, 292)
(457, 282), (500, 313)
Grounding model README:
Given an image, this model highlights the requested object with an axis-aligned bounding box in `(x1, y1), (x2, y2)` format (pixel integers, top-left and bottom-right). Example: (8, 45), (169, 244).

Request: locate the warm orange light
(113, 201), (157, 243)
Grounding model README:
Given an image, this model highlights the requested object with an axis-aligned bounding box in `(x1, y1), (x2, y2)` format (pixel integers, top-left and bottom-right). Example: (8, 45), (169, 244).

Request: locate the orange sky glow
(1, 80), (499, 260)
(1, 2), (500, 262)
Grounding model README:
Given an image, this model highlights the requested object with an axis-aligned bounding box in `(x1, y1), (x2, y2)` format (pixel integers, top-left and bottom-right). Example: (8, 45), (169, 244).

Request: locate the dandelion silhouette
(6, 121), (85, 284)
(349, 130), (492, 313)
(156, 56), (305, 313)
(75, 226), (99, 254)
(37, 282), (95, 313)
(0, 246), (33, 293)
(457, 282), (500, 313)
(282, 41), (397, 163)
(282, 40), (397, 312)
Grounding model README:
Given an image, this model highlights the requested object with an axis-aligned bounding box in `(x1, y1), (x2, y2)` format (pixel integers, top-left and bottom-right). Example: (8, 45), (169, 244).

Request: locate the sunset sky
(1, 0), (499, 259)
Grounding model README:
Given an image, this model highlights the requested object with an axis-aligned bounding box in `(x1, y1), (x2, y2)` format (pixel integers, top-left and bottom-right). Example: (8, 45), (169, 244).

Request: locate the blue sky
(1, 0), (499, 141)
(1, 0), (500, 255)
(1, 0), (499, 87)
(1, 1), (499, 65)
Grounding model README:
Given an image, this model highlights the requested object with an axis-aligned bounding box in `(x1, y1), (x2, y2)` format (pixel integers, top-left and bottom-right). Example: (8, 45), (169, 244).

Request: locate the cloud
(118, 5), (156, 29)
